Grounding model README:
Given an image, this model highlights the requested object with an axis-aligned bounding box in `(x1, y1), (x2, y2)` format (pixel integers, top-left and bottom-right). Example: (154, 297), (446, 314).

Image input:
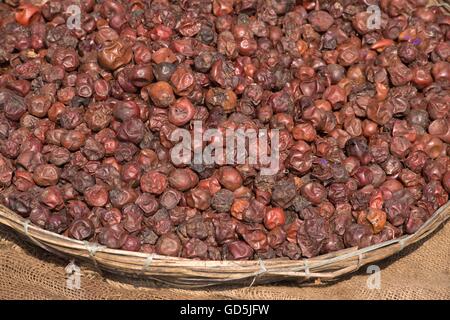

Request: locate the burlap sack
(0, 220), (448, 300)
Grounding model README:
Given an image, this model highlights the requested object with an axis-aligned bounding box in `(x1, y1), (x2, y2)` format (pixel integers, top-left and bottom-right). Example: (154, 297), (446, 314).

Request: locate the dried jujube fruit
(211, 189), (234, 212)
(156, 233), (181, 257)
(140, 171), (167, 195)
(217, 166), (243, 191)
(146, 81), (175, 108)
(182, 238), (208, 259)
(366, 208), (387, 234)
(7, 192), (34, 218)
(84, 185), (109, 207)
(69, 218), (95, 240)
(29, 206), (50, 228)
(168, 168), (199, 191)
(343, 224), (373, 249)
(32, 164), (60, 186)
(122, 204), (144, 233)
(301, 181), (326, 205)
(271, 178), (296, 208)
(100, 208), (122, 227)
(225, 240), (254, 260)
(97, 39), (132, 71)
(39, 186), (63, 210)
(122, 235), (141, 252)
(109, 188), (137, 209)
(160, 189), (182, 210)
(186, 188), (211, 211)
(98, 224), (128, 249)
(135, 193), (159, 216)
(243, 230), (269, 252)
(264, 207), (286, 230)
(46, 213), (69, 234)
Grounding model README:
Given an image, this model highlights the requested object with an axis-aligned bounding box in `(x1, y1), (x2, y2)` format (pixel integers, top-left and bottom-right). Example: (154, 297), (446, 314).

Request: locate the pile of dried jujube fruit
(0, 0), (449, 260)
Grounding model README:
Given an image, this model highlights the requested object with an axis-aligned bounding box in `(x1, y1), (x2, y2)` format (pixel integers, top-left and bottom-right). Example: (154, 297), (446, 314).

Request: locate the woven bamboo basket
(0, 202), (448, 287)
(0, 1), (449, 288)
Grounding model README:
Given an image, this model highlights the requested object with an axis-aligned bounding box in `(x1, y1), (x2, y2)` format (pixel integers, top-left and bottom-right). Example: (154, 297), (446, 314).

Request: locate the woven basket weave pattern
(0, 202), (448, 287)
